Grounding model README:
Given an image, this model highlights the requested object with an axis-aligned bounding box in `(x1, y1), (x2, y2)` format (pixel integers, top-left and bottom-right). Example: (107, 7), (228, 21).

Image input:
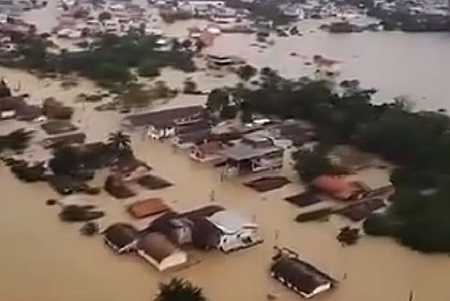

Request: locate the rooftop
(207, 210), (257, 234)
(137, 232), (180, 263)
(271, 255), (335, 297)
(125, 106), (205, 127)
(220, 141), (282, 161)
(128, 198), (171, 219)
(104, 223), (138, 249)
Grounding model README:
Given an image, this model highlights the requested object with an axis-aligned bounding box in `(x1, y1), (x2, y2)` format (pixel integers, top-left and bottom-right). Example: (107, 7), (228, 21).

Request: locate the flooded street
(2, 130), (450, 301)
(1, 1), (450, 300)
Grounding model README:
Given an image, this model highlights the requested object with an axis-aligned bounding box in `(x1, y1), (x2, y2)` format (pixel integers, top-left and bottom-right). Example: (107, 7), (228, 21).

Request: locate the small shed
(137, 232), (188, 271)
(103, 223), (138, 254)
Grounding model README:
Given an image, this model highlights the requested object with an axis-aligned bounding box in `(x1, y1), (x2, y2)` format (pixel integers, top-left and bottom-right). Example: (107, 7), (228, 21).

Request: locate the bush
(183, 78), (198, 93)
(363, 214), (399, 236)
(236, 64), (257, 81)
(220, 105), (238, 120)
(293, 148), (340, 183)
(137, 60), (161, 77)
(92, 62), (131, 82)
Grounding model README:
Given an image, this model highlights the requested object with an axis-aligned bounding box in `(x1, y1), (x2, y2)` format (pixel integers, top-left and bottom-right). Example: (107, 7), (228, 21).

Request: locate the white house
(137, 232), (188, 271)
(207, 210), (263, 253)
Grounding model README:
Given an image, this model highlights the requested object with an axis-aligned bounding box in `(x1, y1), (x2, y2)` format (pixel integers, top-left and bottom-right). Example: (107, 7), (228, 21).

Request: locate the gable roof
(271, 256), (334, 296)
(137, 232), (180, 262)
(104, 223), (138, 249)
(207, 210), (257, 234)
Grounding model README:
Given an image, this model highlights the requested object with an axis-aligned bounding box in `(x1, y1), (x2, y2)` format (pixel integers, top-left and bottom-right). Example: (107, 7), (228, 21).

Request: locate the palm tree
(107, 131), (131, 155)
(154, 278), (207, 301)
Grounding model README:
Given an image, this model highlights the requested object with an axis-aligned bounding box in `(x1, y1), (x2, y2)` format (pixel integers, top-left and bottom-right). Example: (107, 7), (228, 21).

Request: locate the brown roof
(137, 232), (179, 262)
(128, 198), (170, 219)
(0, 96), (26, 111)
(271, 254), (335, 296)
(125, 106), (205, 127)
(104, 223), (138, 249)
(244, 176), (290, 192)
(147, 205), (224, 233)
(336, 198), (386, 222)
(41, 120), (78, 135)
(177, 129), (210, 144)
(196, 141), (223, 155)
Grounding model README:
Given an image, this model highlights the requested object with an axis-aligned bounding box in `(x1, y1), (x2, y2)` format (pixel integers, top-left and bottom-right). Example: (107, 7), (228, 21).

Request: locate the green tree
(107, 131), (131, 155)
(236, 64), (257, 81)
(93, 62), (131, 83)
(206, 88), (230, 113)
(137, 59), (161, 77)
(98, 11), (112, 22)
(293, 148), (339, 183)
(119, 84), (153, 108)
(183, 78), (198, 93)
(155, 278), (207, 301)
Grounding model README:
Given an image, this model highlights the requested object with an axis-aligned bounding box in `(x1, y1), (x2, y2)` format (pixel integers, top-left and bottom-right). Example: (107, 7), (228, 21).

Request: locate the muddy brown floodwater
(1, 1), (450, 300)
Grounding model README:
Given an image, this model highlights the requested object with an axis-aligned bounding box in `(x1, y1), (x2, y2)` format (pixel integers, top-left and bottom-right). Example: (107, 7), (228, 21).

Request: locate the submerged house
(220, 134), (284, 176)
(128, 198), (171, 219)
(171, 120), (211, 149)
(311, 175), (366, 201)
(207, 210), (262, 253)
(206, 53), (244, 68)
(103, 223), (139, 254)
(123, 106), (206, 140)
(190, 141), (224, 163)
(137, 232), (188, 271)
(271, 248), (336, 299)
(211, 7), (237, 23)
(147, 205), (224, 247)
(0, 96), (41, 120)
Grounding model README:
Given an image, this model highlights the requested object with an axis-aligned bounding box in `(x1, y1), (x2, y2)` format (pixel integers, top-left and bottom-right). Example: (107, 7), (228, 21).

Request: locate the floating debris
(244, 176), (290, 193)
(295, 207), (334, 222)
(337, 227), (360, 246)
(59, 205), (104, 222)
(80, 222), (100, 236)
(46, 199), (57, 206)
